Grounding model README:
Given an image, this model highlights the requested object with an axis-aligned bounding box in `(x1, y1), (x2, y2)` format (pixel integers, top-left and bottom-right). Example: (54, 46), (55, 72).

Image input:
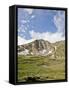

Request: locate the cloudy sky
(18, 8), (65, 45)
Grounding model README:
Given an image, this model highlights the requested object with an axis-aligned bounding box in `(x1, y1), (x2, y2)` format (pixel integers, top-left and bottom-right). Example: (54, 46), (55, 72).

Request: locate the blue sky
(18, 8), (65, 44)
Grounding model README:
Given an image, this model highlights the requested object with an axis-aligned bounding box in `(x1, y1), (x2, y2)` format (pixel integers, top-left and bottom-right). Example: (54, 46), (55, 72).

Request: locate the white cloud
(31, 15), (35, 19)
(54, 11), (65, 34)
(21, 19), (30, 24)
(18, 27), (26, 33)
(24, 9), (33, 14)
(18, 36), (36, 45)
(18, 36), (27, 45)
(29, 30), (65, 43)
(18, 22), (29, 33)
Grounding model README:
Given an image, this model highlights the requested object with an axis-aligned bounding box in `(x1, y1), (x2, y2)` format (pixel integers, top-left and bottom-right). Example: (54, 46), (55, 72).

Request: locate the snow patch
(18, 49), (29, 55)
(48, 50), (52, 54)
(31, 52), (33, 55)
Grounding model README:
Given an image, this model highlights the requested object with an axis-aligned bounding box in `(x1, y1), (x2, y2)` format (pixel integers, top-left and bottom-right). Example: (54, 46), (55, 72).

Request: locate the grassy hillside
(53, 40), (65, 58)
(18, 55), (65, 82)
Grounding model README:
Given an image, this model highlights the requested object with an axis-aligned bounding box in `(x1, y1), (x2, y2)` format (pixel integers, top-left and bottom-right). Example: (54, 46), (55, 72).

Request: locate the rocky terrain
(18, 39), (65, 58)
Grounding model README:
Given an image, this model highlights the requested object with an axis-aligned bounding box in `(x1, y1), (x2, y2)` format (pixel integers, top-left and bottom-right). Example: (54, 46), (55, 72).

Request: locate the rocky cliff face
(18, 39), (65, 57)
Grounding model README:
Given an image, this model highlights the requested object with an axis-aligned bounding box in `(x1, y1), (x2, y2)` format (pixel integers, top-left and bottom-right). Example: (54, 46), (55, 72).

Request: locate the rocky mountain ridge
(18, 39), (65, 58)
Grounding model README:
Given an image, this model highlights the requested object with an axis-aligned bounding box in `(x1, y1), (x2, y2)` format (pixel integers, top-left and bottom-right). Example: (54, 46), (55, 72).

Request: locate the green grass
(17, 55), (65, 82)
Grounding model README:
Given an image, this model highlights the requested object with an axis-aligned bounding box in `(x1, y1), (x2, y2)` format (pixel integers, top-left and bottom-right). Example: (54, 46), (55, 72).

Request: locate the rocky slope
(18, 39), (65, 58)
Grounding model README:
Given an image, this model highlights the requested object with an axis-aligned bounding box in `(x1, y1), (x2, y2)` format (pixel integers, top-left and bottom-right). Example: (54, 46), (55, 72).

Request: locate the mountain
(52, 40), (65, 58)
(18, 39), (65, 58)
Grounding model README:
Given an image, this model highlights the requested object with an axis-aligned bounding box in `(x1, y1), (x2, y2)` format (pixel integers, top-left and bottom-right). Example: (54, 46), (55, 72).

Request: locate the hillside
(18, 39), (65, 58)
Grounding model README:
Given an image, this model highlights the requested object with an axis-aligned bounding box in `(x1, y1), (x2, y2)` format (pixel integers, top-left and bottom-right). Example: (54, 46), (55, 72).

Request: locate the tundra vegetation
(17, 40), (65, 82)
